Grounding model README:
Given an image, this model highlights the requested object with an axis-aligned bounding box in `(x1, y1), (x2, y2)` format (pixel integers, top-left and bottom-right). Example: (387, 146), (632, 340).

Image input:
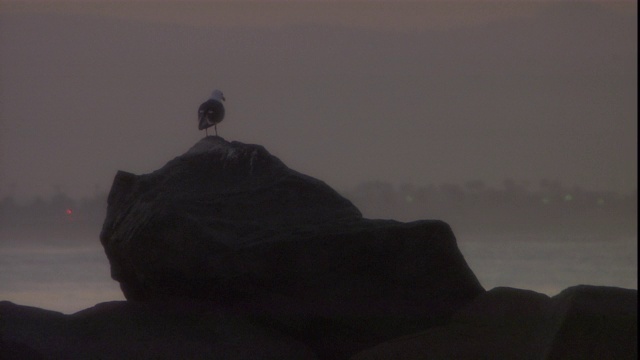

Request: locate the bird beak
(222, 96), (226, 101)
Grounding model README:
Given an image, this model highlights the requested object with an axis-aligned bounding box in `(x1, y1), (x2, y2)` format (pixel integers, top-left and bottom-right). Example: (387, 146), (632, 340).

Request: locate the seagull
(198, 89), (226, 136)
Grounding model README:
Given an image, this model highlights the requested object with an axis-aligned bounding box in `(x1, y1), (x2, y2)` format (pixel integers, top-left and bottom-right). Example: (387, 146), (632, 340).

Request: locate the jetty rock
(352, 285), (637, 360)
(0, 300), (318, 360)
(2, 286), (635, 359)
(2, 137), (636, 359)
(99, 136), (484, 358)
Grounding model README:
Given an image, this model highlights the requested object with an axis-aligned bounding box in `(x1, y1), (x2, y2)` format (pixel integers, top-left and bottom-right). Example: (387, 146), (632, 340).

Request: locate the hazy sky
(0, 1), (637, 201)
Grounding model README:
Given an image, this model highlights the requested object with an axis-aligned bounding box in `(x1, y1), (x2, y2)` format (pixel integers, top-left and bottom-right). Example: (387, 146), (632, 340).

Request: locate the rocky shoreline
(2, 137), (636, 359)
(2, 285), (635, 359)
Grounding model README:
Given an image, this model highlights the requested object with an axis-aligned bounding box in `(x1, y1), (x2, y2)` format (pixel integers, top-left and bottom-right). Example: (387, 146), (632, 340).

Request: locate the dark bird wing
(198, 99), (225, 130)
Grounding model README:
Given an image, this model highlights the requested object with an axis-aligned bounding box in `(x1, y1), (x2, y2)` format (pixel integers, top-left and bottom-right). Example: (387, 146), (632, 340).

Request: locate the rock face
(99, 136), (484, 357)
(2, 137), (637, 359)
(0, 300), (318, 360)
(3, 286), (636, 359)
(351, 286), (638, 360)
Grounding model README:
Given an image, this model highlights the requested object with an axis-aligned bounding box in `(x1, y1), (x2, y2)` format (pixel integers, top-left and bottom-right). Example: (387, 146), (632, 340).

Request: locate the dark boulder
(351, 285), (638, 359)
(543, 285), (637, 359)
(0, 300), (318, 360)
(100, 136), (484, 358)
(5, 137), (635, 359)
(4, 285), (635, 360)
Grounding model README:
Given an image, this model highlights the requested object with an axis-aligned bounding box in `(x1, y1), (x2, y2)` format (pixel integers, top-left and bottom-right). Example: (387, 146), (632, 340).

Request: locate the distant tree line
(0, 179), (636, 239)
(341, 179), (637, 237)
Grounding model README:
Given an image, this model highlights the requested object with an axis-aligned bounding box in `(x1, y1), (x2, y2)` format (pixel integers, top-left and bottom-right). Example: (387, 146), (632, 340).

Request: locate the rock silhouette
(352, 286), (637, 360)
(99, 136), (484, 357)
(1, 137), (636, 359)
(2, 285), (636, 359)
(0, 300), (318, 360)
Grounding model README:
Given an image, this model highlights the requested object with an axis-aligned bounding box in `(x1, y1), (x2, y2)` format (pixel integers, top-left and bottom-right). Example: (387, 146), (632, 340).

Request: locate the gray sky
(0, 1), (637, 201)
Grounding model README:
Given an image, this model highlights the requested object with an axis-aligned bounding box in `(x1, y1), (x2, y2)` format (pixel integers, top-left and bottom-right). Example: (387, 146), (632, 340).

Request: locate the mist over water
(1, 231), (636, 315)
(0, 241), (124, 314)
(0, 185), (636, 314)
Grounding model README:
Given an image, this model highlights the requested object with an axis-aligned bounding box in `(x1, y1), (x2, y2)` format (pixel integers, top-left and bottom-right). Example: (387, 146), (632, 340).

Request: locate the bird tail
(198, 111), (207, 130)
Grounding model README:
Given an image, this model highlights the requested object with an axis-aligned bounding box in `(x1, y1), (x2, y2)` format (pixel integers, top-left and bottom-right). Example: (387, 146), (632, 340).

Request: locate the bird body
(198, 89), (225, 136)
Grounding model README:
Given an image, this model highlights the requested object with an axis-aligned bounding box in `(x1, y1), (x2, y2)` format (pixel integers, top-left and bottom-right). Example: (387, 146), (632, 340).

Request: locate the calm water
(1, 234), (637, 314)
(457, 234), (637, 295)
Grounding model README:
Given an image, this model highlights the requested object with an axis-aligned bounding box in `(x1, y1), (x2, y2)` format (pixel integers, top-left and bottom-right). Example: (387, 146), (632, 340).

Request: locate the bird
(198, 89), (226, 136)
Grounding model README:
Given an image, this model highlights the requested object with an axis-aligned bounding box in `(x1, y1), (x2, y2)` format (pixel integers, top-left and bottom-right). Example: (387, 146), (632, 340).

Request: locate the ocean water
(0, 242), (125, 314)
(0, 234), (636, 314)
(456, 234), (637, 295)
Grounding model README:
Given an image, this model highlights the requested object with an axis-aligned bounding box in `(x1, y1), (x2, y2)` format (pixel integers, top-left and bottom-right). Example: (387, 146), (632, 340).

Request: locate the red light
(66, 208), (73, 215)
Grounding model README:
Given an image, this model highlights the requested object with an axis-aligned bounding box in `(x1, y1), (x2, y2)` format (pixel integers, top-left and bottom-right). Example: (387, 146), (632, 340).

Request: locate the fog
(0, 1), (636, 202)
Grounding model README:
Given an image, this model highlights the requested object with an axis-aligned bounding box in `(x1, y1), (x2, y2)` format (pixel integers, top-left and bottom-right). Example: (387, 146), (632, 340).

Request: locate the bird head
(211, 89), (225, 102)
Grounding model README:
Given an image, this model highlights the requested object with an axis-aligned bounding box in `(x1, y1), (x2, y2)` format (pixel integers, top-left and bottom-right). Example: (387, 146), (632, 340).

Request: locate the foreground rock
(3, 137), (635, 359)
(0, 300), (317, 359)
(2, 286), (635, 359)
(99, 136), (484, 357)
(351, 285), (637, 360)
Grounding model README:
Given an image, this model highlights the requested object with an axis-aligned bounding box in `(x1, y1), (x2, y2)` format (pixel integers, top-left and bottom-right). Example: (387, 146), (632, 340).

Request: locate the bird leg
(215, 125), (218, 136)
(205, 128), (208, 136)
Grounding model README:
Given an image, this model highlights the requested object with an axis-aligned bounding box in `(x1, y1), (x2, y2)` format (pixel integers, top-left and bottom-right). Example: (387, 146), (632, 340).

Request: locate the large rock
(543, 285), (637, 359)
(4, 286), (635, 359)
(351, 285), (637, 360)
(100, 136), (484, 358)
(0, 300), (317, 359)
